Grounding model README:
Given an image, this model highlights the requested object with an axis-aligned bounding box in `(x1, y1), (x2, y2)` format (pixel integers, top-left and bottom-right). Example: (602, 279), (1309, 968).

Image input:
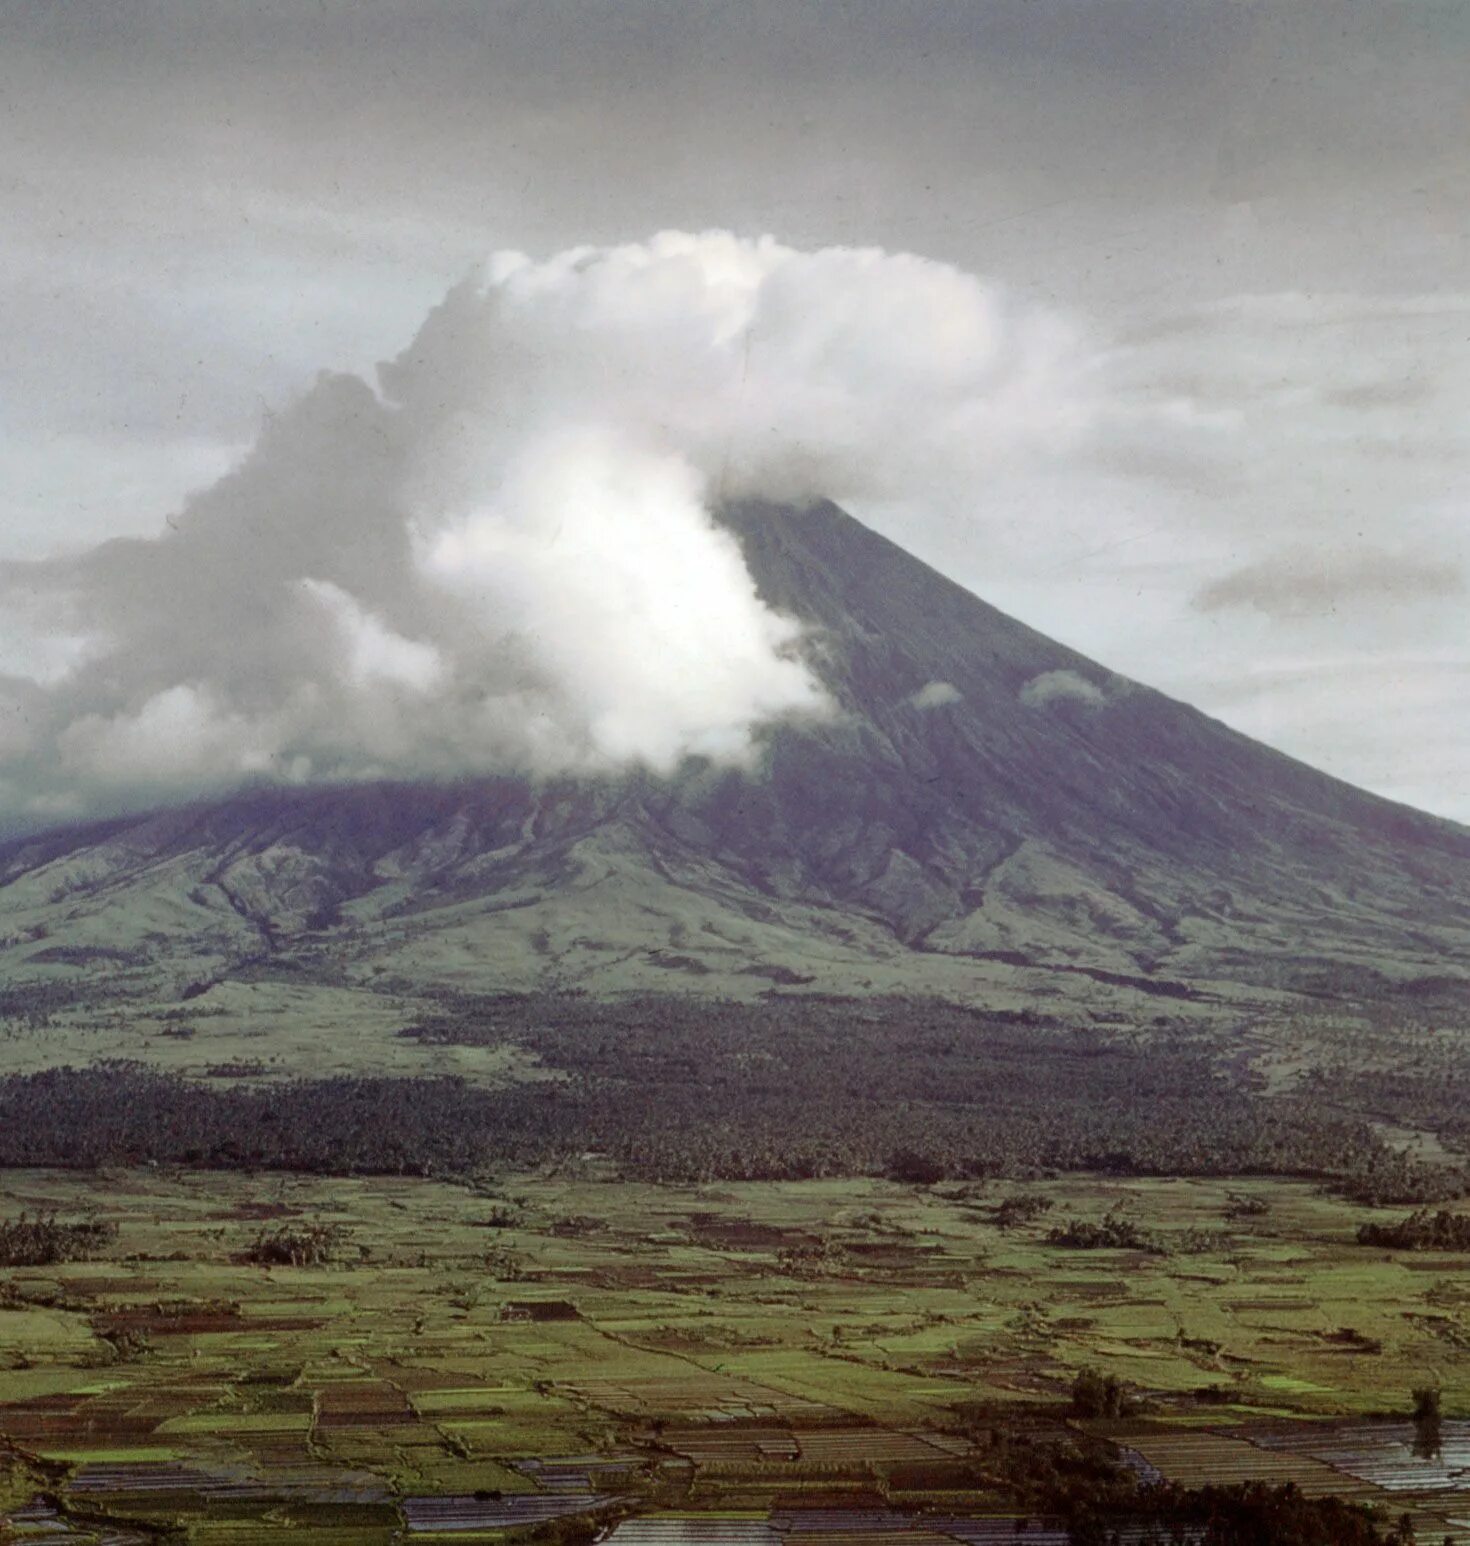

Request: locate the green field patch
(38, 1444), (189, 1463)
(395, 1459), (529, 1496)
(0, 1368), (129, 1403)
(159, 1411), (314, 1434)
(1260, 1374), (1337, 1394)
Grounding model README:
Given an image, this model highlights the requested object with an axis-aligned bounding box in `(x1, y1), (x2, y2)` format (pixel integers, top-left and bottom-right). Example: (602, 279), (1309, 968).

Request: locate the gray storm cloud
(0, 231), (1091, 825)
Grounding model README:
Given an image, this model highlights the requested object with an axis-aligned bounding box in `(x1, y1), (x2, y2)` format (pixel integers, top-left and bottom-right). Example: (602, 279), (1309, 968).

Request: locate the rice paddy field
(1, 1168), (1468, 1541)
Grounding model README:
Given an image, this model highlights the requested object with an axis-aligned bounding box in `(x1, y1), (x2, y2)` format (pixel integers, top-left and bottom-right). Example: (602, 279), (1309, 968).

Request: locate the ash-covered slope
(3, 499), (1469, 1022)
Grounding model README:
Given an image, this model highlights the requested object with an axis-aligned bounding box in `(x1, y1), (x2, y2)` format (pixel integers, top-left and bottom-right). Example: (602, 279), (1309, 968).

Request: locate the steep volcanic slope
(2, 499), (1469, 1029)
(706, 501), (1470, 984)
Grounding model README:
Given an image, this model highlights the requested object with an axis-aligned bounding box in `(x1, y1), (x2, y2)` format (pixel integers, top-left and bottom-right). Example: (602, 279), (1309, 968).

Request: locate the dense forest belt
(1, 997), (1462, 1201)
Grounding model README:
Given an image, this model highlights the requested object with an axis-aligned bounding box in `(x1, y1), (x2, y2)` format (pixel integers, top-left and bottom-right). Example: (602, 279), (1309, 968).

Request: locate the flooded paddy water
(12, 1421), (1468, 1543)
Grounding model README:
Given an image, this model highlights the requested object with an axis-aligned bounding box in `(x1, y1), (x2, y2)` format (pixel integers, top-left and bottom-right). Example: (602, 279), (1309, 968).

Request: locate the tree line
(0, 992), (1459, 1199)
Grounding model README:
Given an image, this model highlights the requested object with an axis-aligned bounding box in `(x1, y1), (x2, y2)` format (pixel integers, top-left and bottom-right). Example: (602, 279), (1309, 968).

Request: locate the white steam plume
(0, 231), (1092, 824)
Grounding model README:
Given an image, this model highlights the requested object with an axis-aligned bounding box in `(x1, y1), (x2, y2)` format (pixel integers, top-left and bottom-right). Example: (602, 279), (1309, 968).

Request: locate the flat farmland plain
(1, 1169), (1468, 1541)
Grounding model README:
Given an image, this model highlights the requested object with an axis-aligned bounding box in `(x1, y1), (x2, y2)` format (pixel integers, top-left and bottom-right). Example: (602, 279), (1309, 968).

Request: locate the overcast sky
(2, 0), (1468, 823)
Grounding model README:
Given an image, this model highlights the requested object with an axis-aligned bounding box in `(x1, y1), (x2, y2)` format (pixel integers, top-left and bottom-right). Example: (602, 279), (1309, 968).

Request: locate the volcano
(4, 500), (1469, 1045)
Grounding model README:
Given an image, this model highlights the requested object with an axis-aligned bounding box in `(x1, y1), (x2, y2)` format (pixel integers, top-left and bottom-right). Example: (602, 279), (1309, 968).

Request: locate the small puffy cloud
(909, 681), (962, 710)
(1194, 547), (1463, 621)
(1020, 669), (1108, 710)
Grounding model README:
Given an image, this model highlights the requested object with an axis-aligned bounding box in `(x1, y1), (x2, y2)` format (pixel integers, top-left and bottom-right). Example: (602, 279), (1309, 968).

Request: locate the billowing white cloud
(0, 231), (1090, 823)
(416, 427), (823, 769)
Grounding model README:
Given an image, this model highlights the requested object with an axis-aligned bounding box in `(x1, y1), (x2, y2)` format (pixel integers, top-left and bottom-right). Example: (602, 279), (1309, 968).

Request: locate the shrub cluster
(244, 1222), (348, 1266)
(1357, 1209), (1470, 1250)
(0, 1212), (116, 1267)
